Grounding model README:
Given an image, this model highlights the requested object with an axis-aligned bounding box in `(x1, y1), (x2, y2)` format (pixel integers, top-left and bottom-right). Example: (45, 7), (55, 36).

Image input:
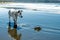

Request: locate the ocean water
(0, 0), (60, 3)
(0, 3), (60, 40)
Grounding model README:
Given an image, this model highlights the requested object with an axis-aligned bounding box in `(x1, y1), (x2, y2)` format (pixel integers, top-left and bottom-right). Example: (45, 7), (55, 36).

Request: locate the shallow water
(0, 3), (60, 40)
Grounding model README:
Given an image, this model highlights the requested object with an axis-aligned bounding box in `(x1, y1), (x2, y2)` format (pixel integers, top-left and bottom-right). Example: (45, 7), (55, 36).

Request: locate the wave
(0, 3), (60, 14)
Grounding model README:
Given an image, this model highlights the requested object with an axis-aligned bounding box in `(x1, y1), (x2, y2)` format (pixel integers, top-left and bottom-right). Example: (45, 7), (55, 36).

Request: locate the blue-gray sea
(0, 3), (60, 40)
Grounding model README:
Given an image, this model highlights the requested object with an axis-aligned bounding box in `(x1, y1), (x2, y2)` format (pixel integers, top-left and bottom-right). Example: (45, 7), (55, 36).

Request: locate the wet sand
(0, 3), (60, 40)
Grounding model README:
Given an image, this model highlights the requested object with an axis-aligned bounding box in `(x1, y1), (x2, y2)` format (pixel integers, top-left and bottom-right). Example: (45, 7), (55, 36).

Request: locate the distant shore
(0, 2), (15, 4)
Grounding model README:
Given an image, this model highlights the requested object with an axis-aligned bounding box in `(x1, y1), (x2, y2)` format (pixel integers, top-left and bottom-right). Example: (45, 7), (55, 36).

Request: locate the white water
(0, 3), (60, 14)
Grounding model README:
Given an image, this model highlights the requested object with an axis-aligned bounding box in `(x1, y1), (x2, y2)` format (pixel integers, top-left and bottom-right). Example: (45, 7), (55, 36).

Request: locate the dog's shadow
(8, 22), (22, 40)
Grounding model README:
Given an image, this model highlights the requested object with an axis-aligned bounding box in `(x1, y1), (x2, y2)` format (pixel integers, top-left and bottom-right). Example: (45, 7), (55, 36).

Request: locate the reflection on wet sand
(8, 22), (22, 40)
(34, 25), (42, 32)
